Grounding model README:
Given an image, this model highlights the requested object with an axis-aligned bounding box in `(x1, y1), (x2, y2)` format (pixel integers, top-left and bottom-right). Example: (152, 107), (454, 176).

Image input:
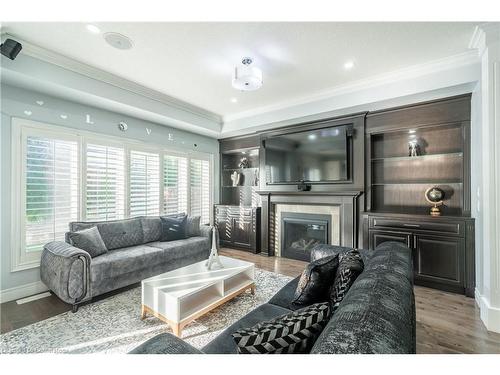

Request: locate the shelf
(222, 167), (259, 172)
(371, 181), (463, 186)
(222, 185), (258, 188)
(371, 152), (463, 162)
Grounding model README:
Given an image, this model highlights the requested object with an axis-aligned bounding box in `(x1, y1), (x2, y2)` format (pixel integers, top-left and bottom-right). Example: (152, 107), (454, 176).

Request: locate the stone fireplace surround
(257, 191), (363, 257)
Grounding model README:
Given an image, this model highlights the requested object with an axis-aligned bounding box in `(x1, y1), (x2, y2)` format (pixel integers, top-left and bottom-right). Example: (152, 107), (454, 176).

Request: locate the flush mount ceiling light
(232, 57), (263, 91)
(104, 32), (133, 50)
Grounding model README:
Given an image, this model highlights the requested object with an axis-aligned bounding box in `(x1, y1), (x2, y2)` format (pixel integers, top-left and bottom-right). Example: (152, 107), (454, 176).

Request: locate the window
(190, 157), (211, 224)
(18, 132), (79, 269)
(85, 143), (125, 221)
(163, 154), (188, 215)
(129, 150), (160, 217)
(12, 119), (213, 271)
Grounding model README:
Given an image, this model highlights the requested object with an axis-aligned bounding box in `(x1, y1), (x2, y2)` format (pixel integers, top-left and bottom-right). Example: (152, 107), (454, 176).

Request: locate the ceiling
(2, 22), (478, 120)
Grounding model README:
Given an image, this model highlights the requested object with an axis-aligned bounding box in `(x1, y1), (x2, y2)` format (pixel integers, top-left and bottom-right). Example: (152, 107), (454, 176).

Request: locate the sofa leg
(72, 304), (79, 313)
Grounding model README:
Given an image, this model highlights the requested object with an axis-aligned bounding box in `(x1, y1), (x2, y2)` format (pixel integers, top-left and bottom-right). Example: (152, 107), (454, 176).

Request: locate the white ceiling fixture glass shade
(232, 57), (263, 91)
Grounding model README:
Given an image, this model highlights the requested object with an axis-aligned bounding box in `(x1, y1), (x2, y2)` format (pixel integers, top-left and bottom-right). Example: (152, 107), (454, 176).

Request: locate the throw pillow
(232, 302), (331, 354)
(68, 226), (108, 258)
(186, 215), (201, 237)
(160, 215), (187, 241)
(328, 249), (364, 312)
(291, 255), (339, 306)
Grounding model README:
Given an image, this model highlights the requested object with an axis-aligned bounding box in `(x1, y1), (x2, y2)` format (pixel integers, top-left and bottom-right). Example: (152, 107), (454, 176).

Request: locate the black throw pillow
(291, 254), (339, 306)
(232, 302), (331, 354)
(328, 249), (364, 312)
(160, 214), (187, 241)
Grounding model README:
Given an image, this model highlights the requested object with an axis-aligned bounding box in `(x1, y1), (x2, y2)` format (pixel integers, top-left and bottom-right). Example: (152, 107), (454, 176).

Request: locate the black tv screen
(264, 125), (350, 184)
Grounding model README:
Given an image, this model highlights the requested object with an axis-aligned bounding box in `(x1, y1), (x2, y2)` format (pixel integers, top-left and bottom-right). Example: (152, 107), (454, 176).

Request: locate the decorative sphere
(426, 187), (445, 203)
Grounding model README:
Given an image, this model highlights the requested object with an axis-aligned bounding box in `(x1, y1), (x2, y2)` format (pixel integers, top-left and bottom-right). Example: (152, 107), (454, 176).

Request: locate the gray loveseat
(130, 241), (416, 354)
(40, 216), (213, 312)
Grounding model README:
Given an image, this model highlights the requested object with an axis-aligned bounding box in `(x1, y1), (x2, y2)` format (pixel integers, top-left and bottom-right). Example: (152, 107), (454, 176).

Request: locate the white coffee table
(141, 256), (255, 337)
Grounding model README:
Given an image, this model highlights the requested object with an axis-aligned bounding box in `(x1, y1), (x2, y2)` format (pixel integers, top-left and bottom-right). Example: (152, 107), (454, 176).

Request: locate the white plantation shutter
(129, 150), (160, 217)
(85, 143), (125, 221)
(163, 154), (188, 215)
(25, 136), (79, 252)
(190, 158), (211, 224)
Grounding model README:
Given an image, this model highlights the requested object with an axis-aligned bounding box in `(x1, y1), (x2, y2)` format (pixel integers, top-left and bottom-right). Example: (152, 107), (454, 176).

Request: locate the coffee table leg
(140, 304), (147, 320)
(171, 323), (182, 337)
(250, 284), (256, 295)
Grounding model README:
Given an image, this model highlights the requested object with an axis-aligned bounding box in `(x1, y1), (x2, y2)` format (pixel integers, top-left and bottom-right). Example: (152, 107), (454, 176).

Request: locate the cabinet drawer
(371, 217), (462, 235)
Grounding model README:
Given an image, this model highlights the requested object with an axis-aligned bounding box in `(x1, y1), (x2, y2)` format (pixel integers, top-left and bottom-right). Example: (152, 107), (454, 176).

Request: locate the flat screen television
(264, 125), (352, 184)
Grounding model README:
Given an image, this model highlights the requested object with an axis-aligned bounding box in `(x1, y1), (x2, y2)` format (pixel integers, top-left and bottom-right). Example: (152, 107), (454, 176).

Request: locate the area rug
(0, 269), (292, 354)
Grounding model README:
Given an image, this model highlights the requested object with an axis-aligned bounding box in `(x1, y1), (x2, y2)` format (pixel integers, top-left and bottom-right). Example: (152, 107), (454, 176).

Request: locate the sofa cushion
(160, 215), (187, 241)
(186, 215), (201, 237)
(268, 276), (303, 311)
(140, 217), (162, 243)
(232, 302), (331, 354)
(90, 244), (165, 281)
(202, 303), (292, 354)
(310, 262), (415, 353)
(292, 255), (339, 306)
(370, 241), (414, 284)
(67, 226), (108, 258)
(147, 236), (210, 262)
(130, 333), (203, 354)
(97, 218), (144, 250)
(328, 249), (364, 312)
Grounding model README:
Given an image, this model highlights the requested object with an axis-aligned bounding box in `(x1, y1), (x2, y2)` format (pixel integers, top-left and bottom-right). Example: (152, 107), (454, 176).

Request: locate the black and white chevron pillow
(329, 249), (364, 312)
(231, 302), (331, 354)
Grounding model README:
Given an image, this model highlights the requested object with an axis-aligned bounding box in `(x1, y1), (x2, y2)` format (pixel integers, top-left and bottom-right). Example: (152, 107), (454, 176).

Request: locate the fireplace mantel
(257, 190), (363, 256)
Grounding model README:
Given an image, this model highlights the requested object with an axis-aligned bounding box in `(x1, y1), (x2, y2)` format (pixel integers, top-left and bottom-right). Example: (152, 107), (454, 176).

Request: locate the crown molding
(1, 32), (223, 125)
(469, 23), (500, 54)
(222, 50), (480, 124)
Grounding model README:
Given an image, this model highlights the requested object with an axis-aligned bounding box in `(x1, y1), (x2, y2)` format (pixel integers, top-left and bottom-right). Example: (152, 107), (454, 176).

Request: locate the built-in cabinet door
(232, 216), (253, 248)
(369, 230), (412, 250)
(413, 234), (464, 290)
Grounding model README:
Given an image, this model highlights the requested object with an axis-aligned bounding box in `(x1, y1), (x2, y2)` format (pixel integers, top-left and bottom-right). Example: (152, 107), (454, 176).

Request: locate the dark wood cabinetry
(217, 135), (262, 253)
(364, 213), (474, 296)
(215, 205), (261, 253)
(364, 95), (475, 297)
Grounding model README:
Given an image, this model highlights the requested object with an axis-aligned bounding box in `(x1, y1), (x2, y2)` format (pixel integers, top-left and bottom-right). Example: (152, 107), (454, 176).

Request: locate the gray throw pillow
(68, 226), (108, 258)
(292, 255), (339, 306)
(186, 215), (201, 237)
(160, 215), (187, 241)
(232, 302), (331, 354)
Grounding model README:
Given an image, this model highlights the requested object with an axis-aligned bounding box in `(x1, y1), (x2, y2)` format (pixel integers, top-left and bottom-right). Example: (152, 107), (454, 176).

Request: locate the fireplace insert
(281, 212), (331, 261)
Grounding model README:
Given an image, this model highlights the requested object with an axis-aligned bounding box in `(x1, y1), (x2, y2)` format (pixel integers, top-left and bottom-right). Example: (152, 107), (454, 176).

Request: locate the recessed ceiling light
(230, 98), (238, 103)
(344, 60), (355, 70)
(60, 114), (68, 120)
(86, 24), (101, 34)
(308, 134), (317, 141)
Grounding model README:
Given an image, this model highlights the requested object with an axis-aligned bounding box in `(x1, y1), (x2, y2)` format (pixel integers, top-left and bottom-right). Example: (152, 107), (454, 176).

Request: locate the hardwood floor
(2, 247), (500, 353)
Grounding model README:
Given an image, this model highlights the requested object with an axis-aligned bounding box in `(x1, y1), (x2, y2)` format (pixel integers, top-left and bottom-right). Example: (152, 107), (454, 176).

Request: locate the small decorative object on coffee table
(141, 256), (255, 337)
(425, 186), (445, 216)
(206, 226), (223, 270)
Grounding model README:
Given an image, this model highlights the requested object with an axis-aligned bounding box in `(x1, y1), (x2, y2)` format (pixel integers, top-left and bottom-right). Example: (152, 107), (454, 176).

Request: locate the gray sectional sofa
(130, 241), (416, 354)
(40, 216), (213, 312)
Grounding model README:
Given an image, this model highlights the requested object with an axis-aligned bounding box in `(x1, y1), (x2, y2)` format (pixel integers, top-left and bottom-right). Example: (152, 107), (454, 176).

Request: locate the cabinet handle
(403, 223), (420, 228)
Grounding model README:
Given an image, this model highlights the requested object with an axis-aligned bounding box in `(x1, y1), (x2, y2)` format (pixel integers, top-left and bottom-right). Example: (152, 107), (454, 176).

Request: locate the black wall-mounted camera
(1, 38), (22, 60)
(297, 180), (311, 191)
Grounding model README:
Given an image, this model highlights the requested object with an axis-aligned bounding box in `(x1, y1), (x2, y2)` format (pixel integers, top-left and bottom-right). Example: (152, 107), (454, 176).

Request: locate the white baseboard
(0, 281), (48, 303)
(475, 288), (500, 333)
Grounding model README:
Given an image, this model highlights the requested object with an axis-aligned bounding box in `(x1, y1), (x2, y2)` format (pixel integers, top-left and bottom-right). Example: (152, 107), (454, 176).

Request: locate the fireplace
(281, 212), (331, 261)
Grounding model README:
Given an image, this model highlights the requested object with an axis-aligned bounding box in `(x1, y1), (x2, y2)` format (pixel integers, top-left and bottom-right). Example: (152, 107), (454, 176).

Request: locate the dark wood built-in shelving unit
(363, 94), (475, 296)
